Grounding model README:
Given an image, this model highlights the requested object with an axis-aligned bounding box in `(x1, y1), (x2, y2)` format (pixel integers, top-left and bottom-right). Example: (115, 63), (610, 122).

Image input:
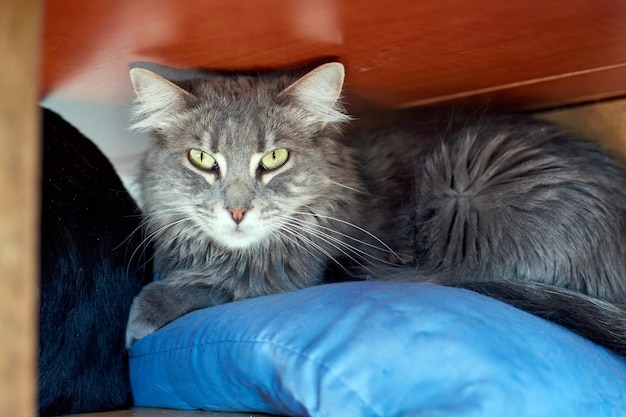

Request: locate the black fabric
(39, 108), (151, 416)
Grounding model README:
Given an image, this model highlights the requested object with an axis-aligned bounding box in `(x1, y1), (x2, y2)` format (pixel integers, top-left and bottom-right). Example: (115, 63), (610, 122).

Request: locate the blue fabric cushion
(129, 281), (626, 416)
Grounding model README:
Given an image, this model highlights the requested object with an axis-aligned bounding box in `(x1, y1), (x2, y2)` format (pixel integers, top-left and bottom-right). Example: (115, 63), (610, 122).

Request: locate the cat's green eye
(260, 148), (289, 171)
(188, 149), (218, 172)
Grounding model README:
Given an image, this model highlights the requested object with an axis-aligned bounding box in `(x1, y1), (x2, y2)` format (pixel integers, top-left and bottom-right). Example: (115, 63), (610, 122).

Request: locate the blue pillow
(129, 281), (626, 416)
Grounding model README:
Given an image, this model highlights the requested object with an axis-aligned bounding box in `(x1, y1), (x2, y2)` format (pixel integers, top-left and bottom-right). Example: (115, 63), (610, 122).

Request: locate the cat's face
(130, 63), (359, 252)
(179, 146), (294, 249)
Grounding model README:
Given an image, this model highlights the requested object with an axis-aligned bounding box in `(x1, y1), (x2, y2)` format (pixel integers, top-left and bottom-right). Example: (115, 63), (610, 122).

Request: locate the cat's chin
(213, 228), (266, 251)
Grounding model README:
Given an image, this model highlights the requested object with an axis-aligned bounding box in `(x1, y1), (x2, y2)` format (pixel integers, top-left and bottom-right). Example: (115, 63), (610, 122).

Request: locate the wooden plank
(397, 63), (626, 111)
(538, 99), (626, 164)
(0, 0), (42, 416)
(40, 0), (626, 111)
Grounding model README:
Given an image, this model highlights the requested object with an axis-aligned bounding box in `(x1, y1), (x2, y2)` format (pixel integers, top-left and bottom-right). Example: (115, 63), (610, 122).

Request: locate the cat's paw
(125, 295), (159, 349)
(124, 279), (232, 348)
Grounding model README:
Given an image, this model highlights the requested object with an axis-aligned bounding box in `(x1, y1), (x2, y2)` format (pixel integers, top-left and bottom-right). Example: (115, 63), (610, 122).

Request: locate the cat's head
(129, 63), (362, 254)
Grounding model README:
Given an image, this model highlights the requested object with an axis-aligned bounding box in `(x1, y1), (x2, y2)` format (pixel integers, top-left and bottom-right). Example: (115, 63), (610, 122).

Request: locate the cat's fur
(40, 108), (152, 416)
(126, 63), (626, 355)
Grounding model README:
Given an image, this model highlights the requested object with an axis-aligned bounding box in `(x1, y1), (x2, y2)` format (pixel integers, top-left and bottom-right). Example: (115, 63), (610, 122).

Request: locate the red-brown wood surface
(41, 0), (626, 111)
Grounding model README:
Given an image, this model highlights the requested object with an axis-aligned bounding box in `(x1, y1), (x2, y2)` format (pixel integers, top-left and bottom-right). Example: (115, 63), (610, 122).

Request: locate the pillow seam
(131, 337), (383, 417)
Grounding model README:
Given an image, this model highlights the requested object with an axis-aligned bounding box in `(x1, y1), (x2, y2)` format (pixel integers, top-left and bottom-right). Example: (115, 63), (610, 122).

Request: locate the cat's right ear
(129, 68), (196, 132)
(279, 62), (350, 126)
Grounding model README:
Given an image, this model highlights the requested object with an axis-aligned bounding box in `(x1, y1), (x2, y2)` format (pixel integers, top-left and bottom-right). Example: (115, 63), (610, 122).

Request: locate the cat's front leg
(125, 280), (231, 348)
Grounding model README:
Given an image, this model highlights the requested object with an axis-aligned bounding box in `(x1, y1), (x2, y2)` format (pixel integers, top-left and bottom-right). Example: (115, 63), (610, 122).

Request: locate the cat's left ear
(129, 68), (196, 132)
(279, 63), (350, 125)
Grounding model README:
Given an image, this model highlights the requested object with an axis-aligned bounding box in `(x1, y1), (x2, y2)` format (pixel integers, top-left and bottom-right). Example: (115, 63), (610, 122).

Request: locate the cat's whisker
(273, 219), (339, 266)
(279, 216), (388, 263)
(297, 237), (389, 277)
(278, 214), (399, 258)
(123, 230), (152, 277)
(282, 223), (361, 266)
(126, 212), (196, 274)
(327, 180), (370, 195)
(125, 225), (160, 275)
(275, 226), (354, 276)
(141, 219), (206, 275)
(114, 213), (156, 252)
(278, 217), (397, 275)
(293, 209), (404, 262)
(135, 217), (183, 252)
(273, 226), (329, 271)
(274, 218), (356, 269)
(116, 227), (149, 275)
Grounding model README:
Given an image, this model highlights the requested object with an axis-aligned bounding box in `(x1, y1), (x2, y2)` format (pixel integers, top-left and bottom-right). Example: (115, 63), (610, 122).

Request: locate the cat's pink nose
(228, 207), (247, 224)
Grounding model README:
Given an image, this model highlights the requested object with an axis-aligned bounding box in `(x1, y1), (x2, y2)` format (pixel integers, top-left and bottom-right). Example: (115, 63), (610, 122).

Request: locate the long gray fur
(126, 62), (626, 355)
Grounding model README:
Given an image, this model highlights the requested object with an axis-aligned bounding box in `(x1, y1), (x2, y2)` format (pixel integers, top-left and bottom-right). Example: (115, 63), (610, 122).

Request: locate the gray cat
(126, 62), (626, 355)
